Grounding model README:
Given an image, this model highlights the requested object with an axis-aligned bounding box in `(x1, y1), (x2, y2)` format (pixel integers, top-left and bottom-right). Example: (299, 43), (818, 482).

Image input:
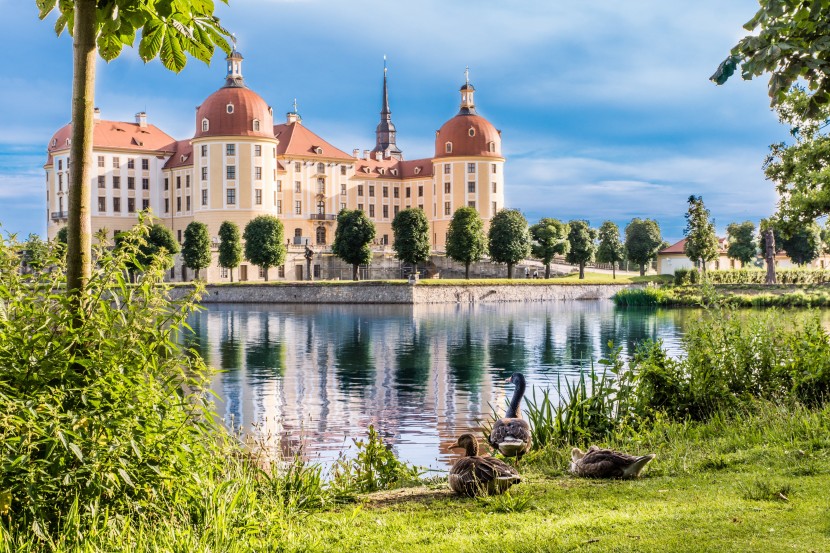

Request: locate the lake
(186, 301), (697, 471)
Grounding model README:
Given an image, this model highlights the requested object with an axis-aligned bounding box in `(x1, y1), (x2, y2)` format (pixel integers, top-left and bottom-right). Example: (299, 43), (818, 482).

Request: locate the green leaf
(54, 12), (68, 36)
(139, 19), (165, 61)
(0, 490), (11, 515)
(69, 443), (84, 462)
(118, 468), (135, 487)
(160, 30), (187, 72)
(36, 0), (56, 19)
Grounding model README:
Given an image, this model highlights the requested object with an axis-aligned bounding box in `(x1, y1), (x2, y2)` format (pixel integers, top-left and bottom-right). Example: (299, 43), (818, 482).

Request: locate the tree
(822, 220), (830, 255)
(332, 209), (376, 281)
(36, 0), (232, 310)
(56, 226), (68, 246)
(529, 218), (569, 279)
(446, 207), (487, 279)
(116, 223), (179, 274)
(712, 2), (830, 115)
(781, 221), (822, 266)
(624, 218), (662, 276)
(596, 221), (625, 279)
(488, 209), (531, 279)
(726, 221), (757, 267)
(565, 220), (597, 280)
(181, 221), (211, 280)
(684, 195), (719, 275)
(243, 216), (286, 281)
(218, 221), (242, 282)
(23, 234), (49, 273)
(392, 208), (431, 275)
(760, 218), (783, 284)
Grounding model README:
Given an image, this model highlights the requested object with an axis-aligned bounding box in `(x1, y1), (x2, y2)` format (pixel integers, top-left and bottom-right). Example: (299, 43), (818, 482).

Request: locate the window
(467, 163), (475, 174)
(176, 197), (181, 212)
(226, 189), (236, 205)
(394, 206), (399, 216)
(186, 196), (191, 211)
(141, 159), (149, 170)
(316, 199), (325, 214)
(340, 183), (346, 195)
(128, 198), (135, 213)
(226, 166), (236, 180)
(294, 162), (301, 172)
(369, 205), (375, 217)
(313, 264), (321, 278)
(317, 178), (325, 194)
(418, 186), (423, 197)
(444, 202), (451, 215)
(492, 201), (497, 214)
(492, 182), (497, 193)
(278, 265), (285, 278)
(127, 158), (135, 169)
(198, 189), (207, 206)
(444, 164), (451, 175)
(468, 127), (475, 137)
(186, 175), (190, 188)
(382, 205), (388, 218)
(142, 199), (149, 210)
(277, 200), (282, 214)
(58, 160), (63, 170)
(113, 157), (120, 168)
(113, 176), (120, 189)
(444, 182), (451, 194)
(382, 234), (389, 245)
(176, 176), (181, 189)
(253, 119), (260, 131)
(178, 230), (182, 243)
(393, 187), (400, 199)
(405, 187), (411, 198)
(142, 178), (149, 190)
(255, 189), (262, 205)
(164, 198), (169, 213)
(277, 180), (283, 192)
(255, 167), (262, 180)
(491, 163), (497, 174)
(445, 142), (452, 153)
(357, 185), (364, 196)
(220, 267), (228, 279)
(226, 144), (235, 156)
(98, 197), (106, 211)
(201, 145), (208, 157)
(113, 197), (121, 212)
(340, 165), (347, 176)
(98, 156), (105, 168)
(201, 167), (208, 181)
(468, 201), (476, 208)
(58, 174), (63, 191)
(295, 201), (302, 214)
(98, 176), (105, 188)
(317, 162), (325, 173)
(294, 181), (301, 193)
(201, 119), (209, 132)
(127, 177), (134, 189)
(369, 185), (375, 197)
(164, 177), (169, 191)
(340, 202), (346, 211)
(468, 181), (475, 193)
(254, 145), (261, 157)
(357, 203), (363, 211)
(226, 103), (234, 114)
(382, 186), (388, 198)
(488, 142), (496, 153)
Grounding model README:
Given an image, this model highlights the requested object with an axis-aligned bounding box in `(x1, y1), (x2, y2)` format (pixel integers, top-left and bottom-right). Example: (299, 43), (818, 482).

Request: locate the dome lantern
(225, 47), (245, 88)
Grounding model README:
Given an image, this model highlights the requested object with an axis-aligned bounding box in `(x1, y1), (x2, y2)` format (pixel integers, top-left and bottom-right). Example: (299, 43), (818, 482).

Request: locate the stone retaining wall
(173, 283), (637, 304)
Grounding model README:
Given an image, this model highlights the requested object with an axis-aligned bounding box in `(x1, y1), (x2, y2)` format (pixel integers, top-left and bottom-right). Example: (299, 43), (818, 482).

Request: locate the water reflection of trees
(395, 321), (431, 393)
(488, 320), (527, 377)
(183, 311), (210, 364)
(448, 321), (486, 392)
(219, 311), (243, 371)
(539, 315), (562, 370)
(335, 318), (375, 394)
(245, 312), (285, 380)
(564, 312), (594, 368)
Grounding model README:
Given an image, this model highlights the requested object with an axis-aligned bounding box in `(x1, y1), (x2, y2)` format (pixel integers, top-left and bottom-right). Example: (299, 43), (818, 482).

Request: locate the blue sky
(0, 0), (783, 242)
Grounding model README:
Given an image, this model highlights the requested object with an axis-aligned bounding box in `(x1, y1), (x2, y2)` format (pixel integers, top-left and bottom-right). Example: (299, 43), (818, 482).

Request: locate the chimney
(363, 150), (370, 160)
(135, 112), (147, 128)
(93, 107), (101, 121)
(375, 151), (383, 161)
(286, 111), (302, 124)
(353, 149), (360, 158)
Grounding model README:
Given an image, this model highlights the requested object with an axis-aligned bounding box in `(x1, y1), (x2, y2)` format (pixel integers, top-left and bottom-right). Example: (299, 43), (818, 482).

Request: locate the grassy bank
(614, 283), (830, 307)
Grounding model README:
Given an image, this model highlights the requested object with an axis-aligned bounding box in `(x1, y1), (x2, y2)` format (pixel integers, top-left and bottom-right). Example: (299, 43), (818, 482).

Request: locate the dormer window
(363, 167), (371, 173)
(253, 119), (260, 131)
(414, 167), (421, 175)
(226, 103), (234, 114)
(468, 127), (476, 137)
(51, 138), (57, 147)
(378, 168), (386, 175)
(202, 118), (209, 132)
(314, 147), (323, 155)
(445, 142), (452, 154)
(391, 168), (398, 176)
(65, 139), (71, 146)
(487, 141), (496, 153)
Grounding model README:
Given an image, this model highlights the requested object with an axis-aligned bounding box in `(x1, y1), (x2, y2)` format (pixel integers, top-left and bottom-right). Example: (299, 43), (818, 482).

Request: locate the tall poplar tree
(684, 195), (719, 275)
(726, 221), (757, 267)
(218, 221), (242, 282)
(596, 221), (625, 279)
(182, 221), (211, 280)
(565, 220), (597, 280)
(392, 208), (431, 276)
(446, 207), (487, 279)
(36, 0), (232, 312)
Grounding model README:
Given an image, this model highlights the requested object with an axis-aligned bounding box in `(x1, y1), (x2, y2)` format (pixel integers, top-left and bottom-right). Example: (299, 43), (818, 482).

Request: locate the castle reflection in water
(185, 302), (692, 469)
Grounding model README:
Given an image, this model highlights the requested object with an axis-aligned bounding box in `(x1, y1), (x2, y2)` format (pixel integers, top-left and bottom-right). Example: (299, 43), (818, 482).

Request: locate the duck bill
(447, 441), (460, 451)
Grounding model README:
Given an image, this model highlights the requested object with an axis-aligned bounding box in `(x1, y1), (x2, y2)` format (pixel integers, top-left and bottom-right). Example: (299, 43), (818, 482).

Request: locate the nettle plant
(0, 222), (231, 538)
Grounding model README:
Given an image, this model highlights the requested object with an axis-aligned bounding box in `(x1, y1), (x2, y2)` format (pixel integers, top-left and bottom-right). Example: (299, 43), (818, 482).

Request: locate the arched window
(316, 226), (326, 245)
(487, 141), (496, 153)
(294, 228), (302, 238)
(253, 119), (260, 131)
(317, 162), (325, 173)
(201, 118), (209, 132)
(226, 103), (234, 114)
(445, 142), (452, 153)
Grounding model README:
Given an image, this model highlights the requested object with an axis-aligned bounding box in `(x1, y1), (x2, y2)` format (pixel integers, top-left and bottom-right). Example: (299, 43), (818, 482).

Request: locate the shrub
(674, 268), (690, 285)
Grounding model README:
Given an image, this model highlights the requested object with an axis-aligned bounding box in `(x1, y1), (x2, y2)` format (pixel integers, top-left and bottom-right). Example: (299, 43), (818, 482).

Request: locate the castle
(44, 51), (505, 281)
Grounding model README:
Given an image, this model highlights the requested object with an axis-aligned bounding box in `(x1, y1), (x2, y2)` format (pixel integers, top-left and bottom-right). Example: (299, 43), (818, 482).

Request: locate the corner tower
(371, 58), (403, 161)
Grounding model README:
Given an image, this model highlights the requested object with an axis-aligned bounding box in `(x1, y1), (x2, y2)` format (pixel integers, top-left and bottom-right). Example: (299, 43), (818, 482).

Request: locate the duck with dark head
(488, 372), (532, 460)
(448, 433), (521, 497)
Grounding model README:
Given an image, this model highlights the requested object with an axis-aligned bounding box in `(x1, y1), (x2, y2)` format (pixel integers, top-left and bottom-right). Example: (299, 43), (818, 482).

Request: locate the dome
(194, 86), (274, 140)
(434, 114), (501, 158)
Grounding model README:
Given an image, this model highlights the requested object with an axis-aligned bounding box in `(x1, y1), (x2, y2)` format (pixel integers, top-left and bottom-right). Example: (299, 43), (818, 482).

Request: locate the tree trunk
(763, 229), (776, 285)
(465, 262), (470, 280)
(67, 0), (97, 319)
(195, 268), (200, 280)
(264, 267), (268, 281)
(507, 263), (513, 279)
(612, 262), (616, 280)
(230, 268), (234, 283)
(579, 262), (585, 279)
(352, 264), (359, 281)
(545, 263), (551, 279)
(639, 263), (646, 276)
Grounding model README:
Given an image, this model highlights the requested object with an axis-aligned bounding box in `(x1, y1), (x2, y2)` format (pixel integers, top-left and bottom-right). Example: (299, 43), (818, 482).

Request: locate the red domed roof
(194, 86), (274, 140)
(434, 114), (501, 159)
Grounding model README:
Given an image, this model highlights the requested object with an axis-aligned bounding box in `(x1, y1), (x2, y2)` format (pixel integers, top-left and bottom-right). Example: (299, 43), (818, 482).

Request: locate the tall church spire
(372, 56), (402, 160)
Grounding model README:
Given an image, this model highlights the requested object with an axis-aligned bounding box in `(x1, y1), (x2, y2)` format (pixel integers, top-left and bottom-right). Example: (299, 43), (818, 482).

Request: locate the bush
(0, 225), (231, 540)
(702, 268), (830, 285)
(674, 268), (690, 285)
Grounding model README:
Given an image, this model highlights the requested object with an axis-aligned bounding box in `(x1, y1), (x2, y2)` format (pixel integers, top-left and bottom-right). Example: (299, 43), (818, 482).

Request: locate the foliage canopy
(333, 209), (377, 280)
(445, 207), (487, 279)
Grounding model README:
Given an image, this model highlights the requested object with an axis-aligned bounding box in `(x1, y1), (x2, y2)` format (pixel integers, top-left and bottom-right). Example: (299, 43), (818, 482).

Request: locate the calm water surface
(187, 301), (697, 470)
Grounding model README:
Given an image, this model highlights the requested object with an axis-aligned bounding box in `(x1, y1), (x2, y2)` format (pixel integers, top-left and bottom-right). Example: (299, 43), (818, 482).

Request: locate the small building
(656, 238), (733, 275)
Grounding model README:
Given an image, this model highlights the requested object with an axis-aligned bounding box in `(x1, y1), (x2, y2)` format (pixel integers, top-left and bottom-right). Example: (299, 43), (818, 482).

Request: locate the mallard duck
(448, 433), (521, 497)
(488, 372), (532, 459)
(570, 446), (656, 478)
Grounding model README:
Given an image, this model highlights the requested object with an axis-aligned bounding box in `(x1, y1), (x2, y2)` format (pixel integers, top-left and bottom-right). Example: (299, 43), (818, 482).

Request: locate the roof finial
(293, 97), (298, 113)
(465, 66), (470, 86)
(384, 55), (388, 75)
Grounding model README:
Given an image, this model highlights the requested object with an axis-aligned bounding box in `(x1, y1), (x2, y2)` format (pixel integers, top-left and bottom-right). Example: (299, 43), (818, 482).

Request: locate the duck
(448, 433), (521, 497)
(570, 446), (656, 478)
(488, 372), (532, 460)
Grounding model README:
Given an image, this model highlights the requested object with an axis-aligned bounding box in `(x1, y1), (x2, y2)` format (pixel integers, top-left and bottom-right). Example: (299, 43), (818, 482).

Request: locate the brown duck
(448, 433), (521, 497)
(570, 446), (656, 478)
(488, 372), (532, 459)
